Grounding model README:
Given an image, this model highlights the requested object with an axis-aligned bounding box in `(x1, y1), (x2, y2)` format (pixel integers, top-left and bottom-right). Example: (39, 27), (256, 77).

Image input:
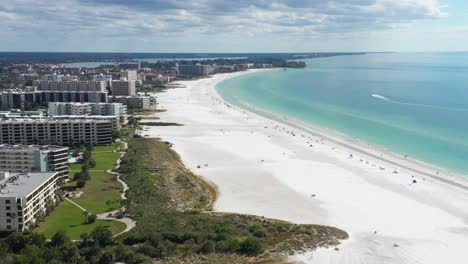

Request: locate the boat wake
(370, 94), (468, 111)
(371, 94), (391, 102)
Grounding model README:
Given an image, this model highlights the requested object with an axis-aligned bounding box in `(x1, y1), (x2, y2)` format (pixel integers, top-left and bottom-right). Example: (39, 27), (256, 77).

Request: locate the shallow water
(217, 53), (468, 175)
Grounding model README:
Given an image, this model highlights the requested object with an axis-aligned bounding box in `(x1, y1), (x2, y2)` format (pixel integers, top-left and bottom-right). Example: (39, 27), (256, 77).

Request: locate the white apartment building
(33, 80), (107, 92)
(110, 95), (153, 109)
(92, 74), (113, 82)
(120, 70), (138, 81)
(48, 102), (127, 125)
(0, 171), (60, 231)
(42, 74), (77, 82)
(0, 91), (109, 110)
(111, 80), (136, 96)
(0, 118), (113, 146)
(0, 145), (68, 178)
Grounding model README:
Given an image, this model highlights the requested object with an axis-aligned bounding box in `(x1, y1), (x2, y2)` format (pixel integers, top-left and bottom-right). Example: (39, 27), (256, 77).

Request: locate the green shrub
(238, 238), (263, 256)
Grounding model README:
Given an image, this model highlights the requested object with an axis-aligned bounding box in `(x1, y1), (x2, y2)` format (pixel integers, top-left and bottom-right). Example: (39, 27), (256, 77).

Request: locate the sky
(0, 0), (467, 52)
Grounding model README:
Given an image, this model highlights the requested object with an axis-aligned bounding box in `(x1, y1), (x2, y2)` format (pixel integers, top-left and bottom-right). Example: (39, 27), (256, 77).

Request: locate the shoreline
(213, 69), (468, 191)
(144, 70), (468, 264)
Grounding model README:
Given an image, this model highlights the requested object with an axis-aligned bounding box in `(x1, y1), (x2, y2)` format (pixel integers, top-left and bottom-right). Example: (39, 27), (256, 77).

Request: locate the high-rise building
(120, 70), (138, 81)
(33, 80), (106, 92)
(0, 171), (60, 231)
(48, 102), (127, 123)
(0, 119), (113, 146)
(176, 63), (215, 76)
(0, 145), (68, 178)
(110, 95), (153, 109)
(111, 80), (136, 96)
(0, 91), (108, 110)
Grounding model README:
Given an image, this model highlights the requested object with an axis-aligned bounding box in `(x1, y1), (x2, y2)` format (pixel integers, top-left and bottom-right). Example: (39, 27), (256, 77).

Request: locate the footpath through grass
(35, 143), (125, 239)
(71, 144), (123, 214)
(35, 200), (126, 239)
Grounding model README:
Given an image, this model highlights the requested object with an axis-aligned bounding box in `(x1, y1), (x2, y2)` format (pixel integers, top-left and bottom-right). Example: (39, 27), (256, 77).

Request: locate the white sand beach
(140, 70), (468, 264)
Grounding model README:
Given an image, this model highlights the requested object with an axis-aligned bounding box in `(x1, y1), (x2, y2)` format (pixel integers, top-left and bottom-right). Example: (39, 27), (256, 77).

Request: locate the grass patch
(118, 138), (348, 260)
(34, 200), (126, 239)
(72, 171), (122, 213)
(70, 144), (123, 214)
(139, 122), (183, 126)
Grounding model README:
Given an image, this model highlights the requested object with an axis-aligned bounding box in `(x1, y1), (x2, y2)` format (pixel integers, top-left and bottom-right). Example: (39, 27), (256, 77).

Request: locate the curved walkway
(68, 140), (136, 237)
(96, 140), (136, 237)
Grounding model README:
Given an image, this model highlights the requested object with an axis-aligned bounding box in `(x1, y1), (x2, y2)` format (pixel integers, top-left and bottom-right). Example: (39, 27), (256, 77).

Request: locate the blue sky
(0, 0), (467, 52)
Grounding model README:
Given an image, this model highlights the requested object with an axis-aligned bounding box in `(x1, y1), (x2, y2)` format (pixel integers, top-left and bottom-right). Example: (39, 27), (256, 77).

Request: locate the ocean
(216, 53), (468, 175)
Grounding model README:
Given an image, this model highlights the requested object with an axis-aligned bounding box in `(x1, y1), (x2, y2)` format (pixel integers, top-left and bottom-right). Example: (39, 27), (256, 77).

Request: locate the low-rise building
(0, 171), (60, 231)
(0, 118), (113, 146)
(42, 74), (77, 82)
(0, 145), (68, 178)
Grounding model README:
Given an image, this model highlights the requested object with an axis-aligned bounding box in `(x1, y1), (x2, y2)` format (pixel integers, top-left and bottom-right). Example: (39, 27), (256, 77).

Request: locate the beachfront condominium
(0, 145), (68, 178)
(0, 171), (60, 231)
(110, 95), (153, 109)
(0, 91), (108, 110)
(0, 118), (113, 146)
(48, 102), (127, 125)
(32, 80), (107, 92)
(176, 63), (215, 76)
(111, 80), (136, 96)
(120, 70), (138, 81)
(92, 74), (113, 88)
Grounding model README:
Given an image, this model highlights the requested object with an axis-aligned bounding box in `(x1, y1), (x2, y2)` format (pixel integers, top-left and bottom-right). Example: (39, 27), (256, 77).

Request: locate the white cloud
(0, 0), (451, 51)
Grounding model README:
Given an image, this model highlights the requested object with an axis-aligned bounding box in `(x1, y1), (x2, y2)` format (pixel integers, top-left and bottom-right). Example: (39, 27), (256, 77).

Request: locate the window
(6, 225), (11, 230)
(6, 219), (11, 223)
(5, 200), (10, 204)
(5, 206), (10, 210)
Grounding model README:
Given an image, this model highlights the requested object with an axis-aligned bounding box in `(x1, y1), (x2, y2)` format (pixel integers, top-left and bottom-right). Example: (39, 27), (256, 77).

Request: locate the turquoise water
(217, 53), (468, 175)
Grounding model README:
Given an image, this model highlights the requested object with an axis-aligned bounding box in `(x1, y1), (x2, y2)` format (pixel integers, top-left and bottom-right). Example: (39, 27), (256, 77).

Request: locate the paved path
(65, 197), (87, 212)
(100, 140), (136, 237)
(67, 140), (136, 237)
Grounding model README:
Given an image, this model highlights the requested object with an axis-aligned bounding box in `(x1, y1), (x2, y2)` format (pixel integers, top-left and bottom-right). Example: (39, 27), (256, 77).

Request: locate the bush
(197, 240), (216, 254)
(88, 158), (96, 168)
(91, 226), (113, 247)
(249, 225), (267, 238)
(77, 180), (86, 189)
(73, 172), (83, 181)
(238, 238), (263, 256)
(87, 214), (97, 223)
(50, 230), (70, 247)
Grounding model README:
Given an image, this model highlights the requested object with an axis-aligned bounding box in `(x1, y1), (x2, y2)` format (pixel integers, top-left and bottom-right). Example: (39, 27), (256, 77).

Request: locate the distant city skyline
(1, 0), (467, 52)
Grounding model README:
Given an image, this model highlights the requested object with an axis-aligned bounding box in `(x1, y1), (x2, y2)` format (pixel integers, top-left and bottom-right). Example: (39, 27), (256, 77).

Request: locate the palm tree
(83, 211), (89, 224)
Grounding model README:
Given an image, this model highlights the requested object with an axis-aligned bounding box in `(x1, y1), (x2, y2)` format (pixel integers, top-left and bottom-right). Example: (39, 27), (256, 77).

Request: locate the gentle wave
(371, 94), (468, 111)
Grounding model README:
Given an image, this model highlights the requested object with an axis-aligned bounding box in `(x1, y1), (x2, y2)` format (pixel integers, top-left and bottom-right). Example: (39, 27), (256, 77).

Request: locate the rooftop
(0, 144), (68, 151)
(0, 118), (113, 124)
(0, 171), (57, 198)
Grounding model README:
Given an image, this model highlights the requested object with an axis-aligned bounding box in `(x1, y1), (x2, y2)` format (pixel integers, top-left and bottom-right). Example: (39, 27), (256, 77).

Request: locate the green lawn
(35, 200), (126, 239)
(36, 143), (125, 239)
(72, 171), (122, 213)
(71, 144), (123, 214)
